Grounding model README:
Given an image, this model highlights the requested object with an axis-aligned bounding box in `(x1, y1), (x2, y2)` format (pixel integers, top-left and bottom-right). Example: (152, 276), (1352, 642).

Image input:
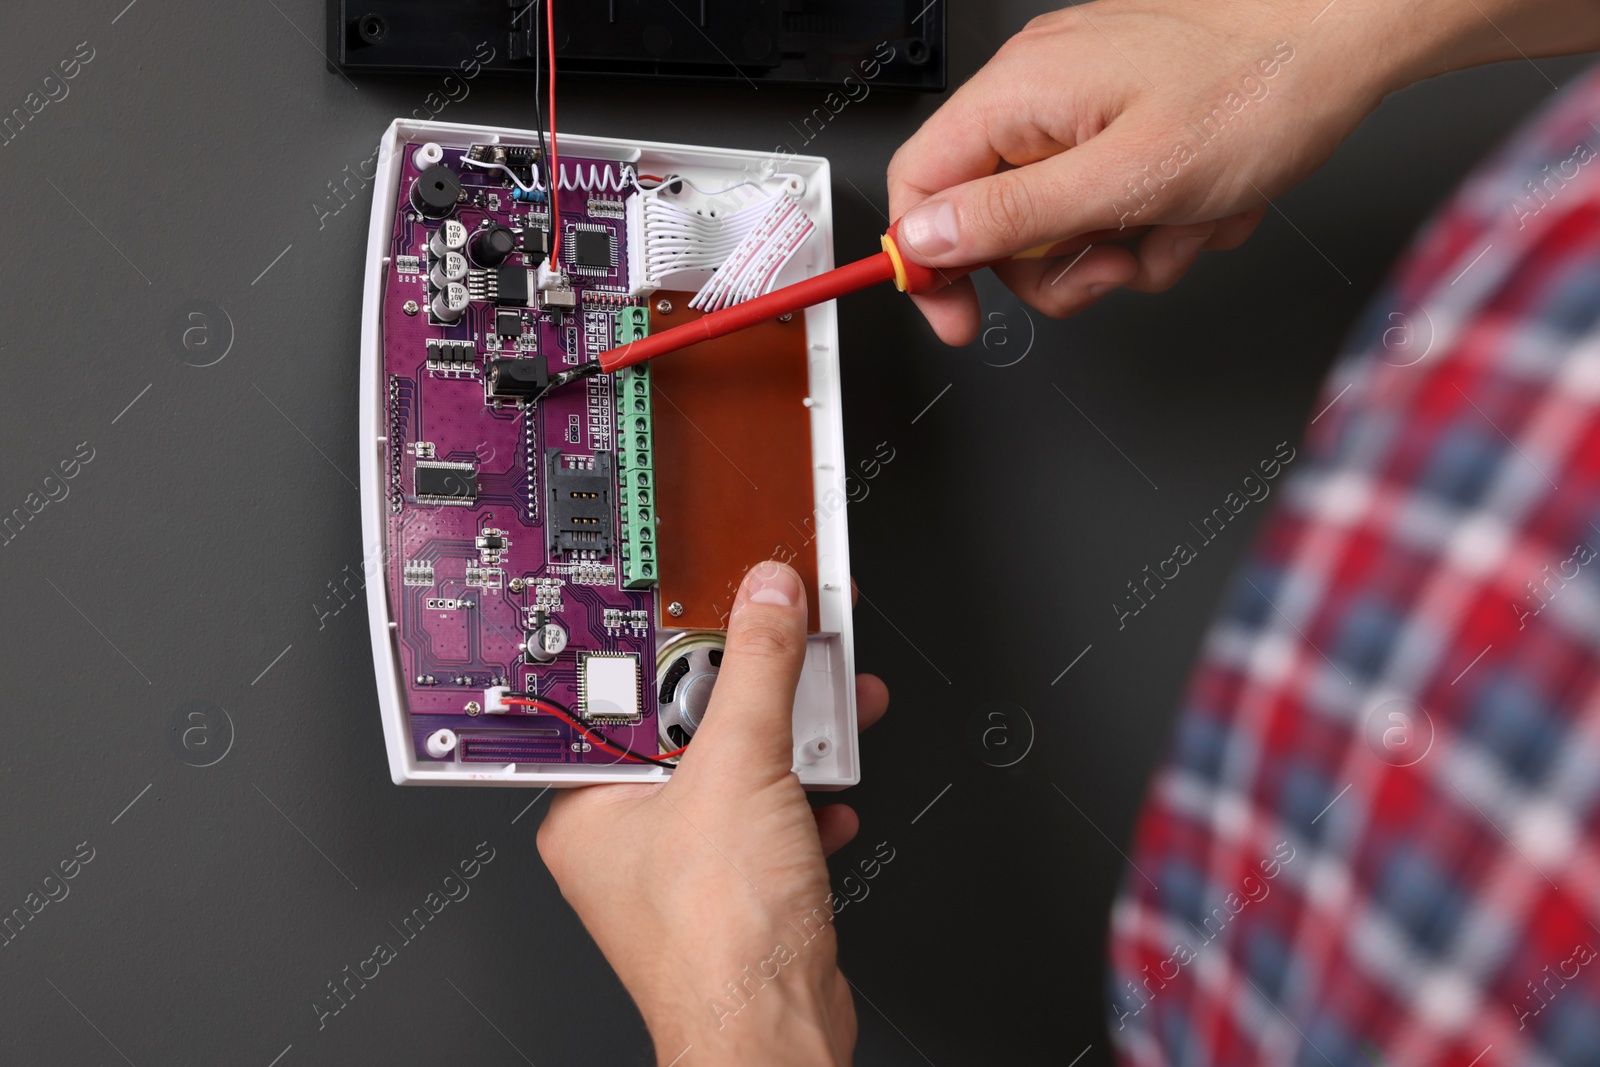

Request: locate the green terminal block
(615, 309), (656, 589)
(616, 306), (650, 345)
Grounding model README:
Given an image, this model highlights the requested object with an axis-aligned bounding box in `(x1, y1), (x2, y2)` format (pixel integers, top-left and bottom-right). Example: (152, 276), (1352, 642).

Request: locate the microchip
(495, 265), (530, 307)
(414, 461), (477, 505)
(571, 228), (614, 270)
(496, 310), (522, 338)
(520, 228), (549, 256)
(547, 449), (613, 554)
(426, 338), (474, 367)
(503, 145), (540, 169)
(580, 652), (640, 722)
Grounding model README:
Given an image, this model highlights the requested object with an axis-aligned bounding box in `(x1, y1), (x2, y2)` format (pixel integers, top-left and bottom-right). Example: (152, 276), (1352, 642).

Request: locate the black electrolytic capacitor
(471, 224), (517, 267)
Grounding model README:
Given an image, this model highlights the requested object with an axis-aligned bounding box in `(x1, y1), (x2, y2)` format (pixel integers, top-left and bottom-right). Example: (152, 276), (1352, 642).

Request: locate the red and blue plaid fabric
(1108, 67), (1600, 1067)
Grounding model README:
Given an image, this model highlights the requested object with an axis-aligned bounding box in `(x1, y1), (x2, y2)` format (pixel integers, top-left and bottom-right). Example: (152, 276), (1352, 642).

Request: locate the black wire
(519, 5), (659, 769)
(530, 0), (551, 228)
(510, 693), (676, 768)
(517, 8), (656, 769)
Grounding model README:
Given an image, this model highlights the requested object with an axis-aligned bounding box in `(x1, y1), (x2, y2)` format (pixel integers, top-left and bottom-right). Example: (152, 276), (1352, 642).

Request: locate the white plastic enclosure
(359, 118), (857, 789)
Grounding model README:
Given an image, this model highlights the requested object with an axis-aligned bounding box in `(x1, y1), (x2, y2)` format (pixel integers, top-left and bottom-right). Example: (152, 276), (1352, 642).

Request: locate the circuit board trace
(382, 142), (657, 765)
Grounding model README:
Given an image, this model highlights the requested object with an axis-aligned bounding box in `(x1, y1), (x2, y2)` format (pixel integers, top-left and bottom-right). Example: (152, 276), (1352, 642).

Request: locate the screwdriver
(539, 220), (1138, 396)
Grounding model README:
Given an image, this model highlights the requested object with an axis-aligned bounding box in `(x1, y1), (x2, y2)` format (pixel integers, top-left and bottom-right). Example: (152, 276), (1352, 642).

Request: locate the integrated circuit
(568, 226), (617, 274)
(464, 144), (527, 190)
(495, 265), (531, 307)
(425, 338), (475, 374)
(579, 651), (641, 722)
(520, 228), (549, 256)
(547, 449), (613, 555)
(414, 460), (477, 505)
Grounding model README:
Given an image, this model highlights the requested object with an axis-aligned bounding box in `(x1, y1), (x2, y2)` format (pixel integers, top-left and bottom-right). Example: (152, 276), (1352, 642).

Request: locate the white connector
(625, 191), (655, 296)
(536, 260), (567, 292)
(484, 686), (512, 714)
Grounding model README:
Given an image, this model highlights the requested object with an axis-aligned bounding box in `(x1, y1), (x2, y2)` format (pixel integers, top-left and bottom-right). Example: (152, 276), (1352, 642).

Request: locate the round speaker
(655, 632), (724, 751)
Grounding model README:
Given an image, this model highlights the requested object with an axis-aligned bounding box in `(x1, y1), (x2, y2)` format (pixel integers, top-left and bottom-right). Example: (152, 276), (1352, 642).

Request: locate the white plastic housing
(360, 118), (857, 789)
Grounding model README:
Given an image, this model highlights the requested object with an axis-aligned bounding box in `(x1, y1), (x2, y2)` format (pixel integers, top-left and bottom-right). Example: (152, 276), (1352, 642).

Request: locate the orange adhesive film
(647, 292), (820, 632)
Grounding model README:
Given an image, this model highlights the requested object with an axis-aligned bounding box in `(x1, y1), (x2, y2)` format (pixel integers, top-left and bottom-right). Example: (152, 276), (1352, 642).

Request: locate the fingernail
(1173, 235), (1207, 263)
(741, 560), (800, 608)
(1087, 283), (1112, 298)
(897, 201), (958, 262)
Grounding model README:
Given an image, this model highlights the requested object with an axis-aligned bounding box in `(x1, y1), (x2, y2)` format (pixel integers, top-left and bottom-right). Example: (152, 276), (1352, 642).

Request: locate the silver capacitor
(429, 219), (468, 257)
(523, 621), (569, 663)
(431, 282), (469, 323)
(429, 251), (468, 289)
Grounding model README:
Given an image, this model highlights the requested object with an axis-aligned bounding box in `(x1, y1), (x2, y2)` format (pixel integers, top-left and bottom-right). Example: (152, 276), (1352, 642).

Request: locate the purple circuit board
(381, 142), (658, 766)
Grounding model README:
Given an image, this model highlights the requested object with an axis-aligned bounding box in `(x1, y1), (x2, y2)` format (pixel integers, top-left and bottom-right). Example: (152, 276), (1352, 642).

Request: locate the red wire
(503, 697), (628, 759)
(530, 5), (669, 766)
(545, 0), (560, 268)
(504, 697), (678, 764)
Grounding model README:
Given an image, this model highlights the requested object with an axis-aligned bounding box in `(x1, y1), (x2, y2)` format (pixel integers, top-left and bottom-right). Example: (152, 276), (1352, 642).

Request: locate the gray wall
(0, 1), (1590, 1063)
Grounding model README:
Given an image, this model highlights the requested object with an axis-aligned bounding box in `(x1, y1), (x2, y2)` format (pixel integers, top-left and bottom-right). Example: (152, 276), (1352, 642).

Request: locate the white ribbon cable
(689, 199), (815, 311)
(643, 192), (782, 277)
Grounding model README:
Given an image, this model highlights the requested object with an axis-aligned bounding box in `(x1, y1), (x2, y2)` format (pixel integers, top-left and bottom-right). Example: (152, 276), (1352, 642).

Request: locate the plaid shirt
(1108, 67), (1600, 1067)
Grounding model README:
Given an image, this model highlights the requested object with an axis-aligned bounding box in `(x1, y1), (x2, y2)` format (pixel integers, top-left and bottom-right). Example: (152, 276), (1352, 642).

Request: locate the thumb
(684, 561), (808, 776)
(894, 130), (1140, 268)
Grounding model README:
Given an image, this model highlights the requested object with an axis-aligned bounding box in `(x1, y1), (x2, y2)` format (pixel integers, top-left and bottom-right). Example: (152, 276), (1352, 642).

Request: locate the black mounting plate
(328, 0), (945, 92)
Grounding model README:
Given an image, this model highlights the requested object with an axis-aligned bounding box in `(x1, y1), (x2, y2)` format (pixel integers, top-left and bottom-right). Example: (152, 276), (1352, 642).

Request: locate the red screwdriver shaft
(587, 221), (1146, 379)
(600, 251), (899, 374)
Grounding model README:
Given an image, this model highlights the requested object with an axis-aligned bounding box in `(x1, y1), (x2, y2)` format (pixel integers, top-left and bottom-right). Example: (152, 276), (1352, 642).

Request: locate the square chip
(496, 309), (522, 337)
(414, 461), (477, 505)
(571, 228), (614, 270)
(495, 265), (530, 307)
(580, 652), (640, 721)
(520, 228), (549, 256)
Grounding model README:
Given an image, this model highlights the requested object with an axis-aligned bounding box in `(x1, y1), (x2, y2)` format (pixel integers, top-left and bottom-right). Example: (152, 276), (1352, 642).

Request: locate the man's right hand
(886, 0), (1600, 345)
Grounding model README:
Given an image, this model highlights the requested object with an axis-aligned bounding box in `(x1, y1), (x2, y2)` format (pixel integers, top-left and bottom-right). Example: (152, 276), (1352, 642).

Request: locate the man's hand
(538, 561), (888, 1066)
(887, 0), (1600, 345)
